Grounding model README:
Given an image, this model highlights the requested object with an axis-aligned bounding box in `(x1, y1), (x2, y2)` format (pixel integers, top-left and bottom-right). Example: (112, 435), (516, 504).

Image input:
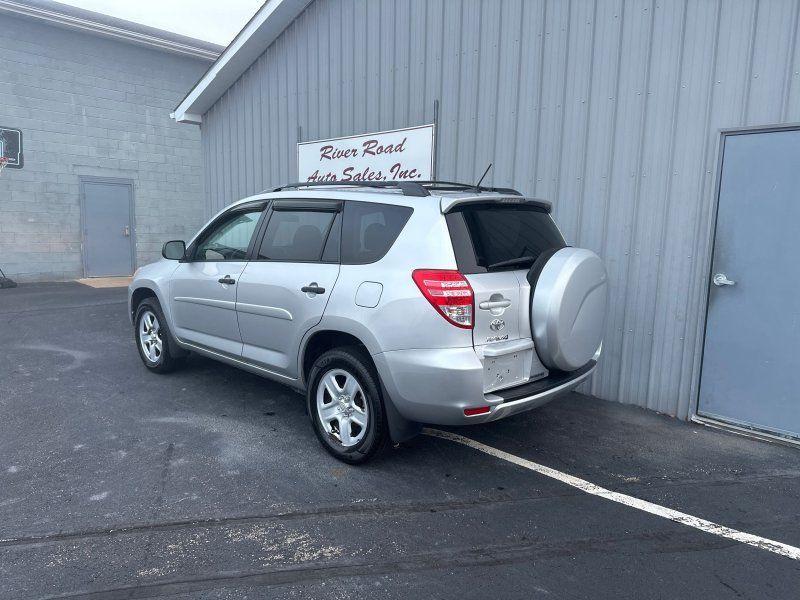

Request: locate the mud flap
(380, 380), (423, 443)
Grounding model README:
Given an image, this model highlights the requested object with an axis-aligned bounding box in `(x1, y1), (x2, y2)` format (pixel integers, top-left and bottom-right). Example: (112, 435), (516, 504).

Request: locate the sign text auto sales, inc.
(297, 124), (434, 183)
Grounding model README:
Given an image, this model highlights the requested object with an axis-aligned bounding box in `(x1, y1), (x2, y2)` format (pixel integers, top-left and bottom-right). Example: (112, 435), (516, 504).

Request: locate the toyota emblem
(489, 319), (505, 332)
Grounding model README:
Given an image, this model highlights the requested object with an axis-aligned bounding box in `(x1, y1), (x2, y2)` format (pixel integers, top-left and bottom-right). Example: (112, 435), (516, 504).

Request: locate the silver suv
(129, 181), (607, 463)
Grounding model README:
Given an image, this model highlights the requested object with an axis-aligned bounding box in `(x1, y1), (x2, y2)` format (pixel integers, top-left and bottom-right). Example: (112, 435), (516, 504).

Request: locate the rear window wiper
(486, 256), (535, 270)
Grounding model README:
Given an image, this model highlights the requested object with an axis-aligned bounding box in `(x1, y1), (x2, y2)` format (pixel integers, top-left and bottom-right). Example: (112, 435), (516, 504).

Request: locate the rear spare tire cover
(530, 247), (607, 371)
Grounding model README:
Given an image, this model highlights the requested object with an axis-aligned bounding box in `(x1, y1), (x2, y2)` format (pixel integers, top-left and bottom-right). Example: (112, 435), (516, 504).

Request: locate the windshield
(446, 204), (566, 273)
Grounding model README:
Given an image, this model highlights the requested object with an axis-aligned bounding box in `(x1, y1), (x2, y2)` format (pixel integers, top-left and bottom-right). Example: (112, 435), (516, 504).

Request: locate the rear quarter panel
(317, 204), (473, 354)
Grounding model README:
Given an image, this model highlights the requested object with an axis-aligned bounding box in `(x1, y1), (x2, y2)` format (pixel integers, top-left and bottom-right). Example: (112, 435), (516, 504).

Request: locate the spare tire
(529, 247), (607, 371)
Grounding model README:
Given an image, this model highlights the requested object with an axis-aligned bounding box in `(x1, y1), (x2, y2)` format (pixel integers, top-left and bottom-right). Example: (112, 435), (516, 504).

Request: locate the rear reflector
(464, 406), (491, 416)
(412, 269), (474, 329)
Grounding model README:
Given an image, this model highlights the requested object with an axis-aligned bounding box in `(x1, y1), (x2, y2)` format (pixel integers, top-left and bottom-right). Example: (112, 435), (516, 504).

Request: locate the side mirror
(162, 240), (186, 261)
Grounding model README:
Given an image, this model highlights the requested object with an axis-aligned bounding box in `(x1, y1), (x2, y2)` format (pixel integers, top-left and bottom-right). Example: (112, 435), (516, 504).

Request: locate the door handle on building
(713, 273), (736, 287)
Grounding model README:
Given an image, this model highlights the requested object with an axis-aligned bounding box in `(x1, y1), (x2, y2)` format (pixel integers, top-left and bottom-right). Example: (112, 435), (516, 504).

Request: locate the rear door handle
(301, 284), (326, 295)
(218, 276), (236, 285)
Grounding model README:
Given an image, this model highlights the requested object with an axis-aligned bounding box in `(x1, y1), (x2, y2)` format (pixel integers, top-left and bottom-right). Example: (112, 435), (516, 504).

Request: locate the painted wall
(199, 0), (800, 419)
(0, 13), (211, 281)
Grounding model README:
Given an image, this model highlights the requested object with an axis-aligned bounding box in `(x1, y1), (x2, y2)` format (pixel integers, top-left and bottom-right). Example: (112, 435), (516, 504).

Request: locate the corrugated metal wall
(201, 0), (800, 419)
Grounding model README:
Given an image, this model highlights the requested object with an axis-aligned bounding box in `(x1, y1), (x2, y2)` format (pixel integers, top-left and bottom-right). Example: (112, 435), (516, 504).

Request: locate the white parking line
(423, 428), (800, 561)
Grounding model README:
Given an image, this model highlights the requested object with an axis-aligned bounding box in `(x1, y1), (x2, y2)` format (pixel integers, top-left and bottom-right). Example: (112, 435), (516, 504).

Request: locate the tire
(134, 298), (185, 374)
(306, 346), (389, 464)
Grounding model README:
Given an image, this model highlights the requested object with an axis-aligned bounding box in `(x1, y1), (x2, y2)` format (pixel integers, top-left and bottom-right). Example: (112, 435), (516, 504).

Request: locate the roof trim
(0, 0), (222, 60)
(171, 0), (311, 124)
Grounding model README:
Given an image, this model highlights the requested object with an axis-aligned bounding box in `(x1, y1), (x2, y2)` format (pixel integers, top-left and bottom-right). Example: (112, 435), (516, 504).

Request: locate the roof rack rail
(416, 181), (523, 196)
(272, 181), (430, 197)
(271, 180), (524, 198)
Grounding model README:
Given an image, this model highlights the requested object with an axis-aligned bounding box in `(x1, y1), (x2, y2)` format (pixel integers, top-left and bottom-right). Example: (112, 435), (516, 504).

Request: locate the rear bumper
(482, 361), (597, 421)
(374, 345), (599, 426)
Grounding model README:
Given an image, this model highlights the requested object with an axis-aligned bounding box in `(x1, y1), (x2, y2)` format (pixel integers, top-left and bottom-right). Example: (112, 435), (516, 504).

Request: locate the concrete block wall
(0, 13), (211, 281)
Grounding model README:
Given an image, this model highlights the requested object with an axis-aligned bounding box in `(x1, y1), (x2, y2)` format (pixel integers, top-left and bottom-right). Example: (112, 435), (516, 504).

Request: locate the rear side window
(446, 205), (566, 273)
(341, 201), (413, 264)
(321, 212), (342, 262)
(258, 210), (337, 262)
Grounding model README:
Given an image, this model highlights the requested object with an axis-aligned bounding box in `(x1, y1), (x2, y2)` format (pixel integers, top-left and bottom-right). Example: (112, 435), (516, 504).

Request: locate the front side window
(258, 210), (338, 262)
(193, 209), (262, 261)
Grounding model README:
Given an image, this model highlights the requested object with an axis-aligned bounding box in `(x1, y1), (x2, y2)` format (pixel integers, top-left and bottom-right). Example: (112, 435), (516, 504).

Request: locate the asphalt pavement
(1, 282), (799, 599)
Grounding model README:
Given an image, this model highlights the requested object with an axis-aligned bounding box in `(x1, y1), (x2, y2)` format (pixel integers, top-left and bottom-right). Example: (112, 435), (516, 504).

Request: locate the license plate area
(481, 340), (550, 394)
(483, 350), (531, 392)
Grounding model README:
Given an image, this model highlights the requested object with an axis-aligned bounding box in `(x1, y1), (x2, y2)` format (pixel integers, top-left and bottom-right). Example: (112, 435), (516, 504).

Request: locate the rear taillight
(412, 269), (474, 329)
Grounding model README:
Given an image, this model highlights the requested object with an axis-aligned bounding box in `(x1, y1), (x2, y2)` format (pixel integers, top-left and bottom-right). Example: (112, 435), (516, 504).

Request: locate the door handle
(479, 299), (512, 310)
(713, 273), (736, 287)
(301, 283), (326, 295)
(218, 276), (236, 285)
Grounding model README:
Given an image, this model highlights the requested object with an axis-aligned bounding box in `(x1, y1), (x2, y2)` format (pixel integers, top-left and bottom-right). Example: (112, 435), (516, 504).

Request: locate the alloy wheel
(138, 310), (163, 364)
(316, 368), (368, 447)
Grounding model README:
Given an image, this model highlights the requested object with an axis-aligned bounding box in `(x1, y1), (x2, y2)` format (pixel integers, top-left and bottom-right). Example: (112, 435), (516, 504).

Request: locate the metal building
(0, 0), (221, 281)
(173, 0), (800, 437)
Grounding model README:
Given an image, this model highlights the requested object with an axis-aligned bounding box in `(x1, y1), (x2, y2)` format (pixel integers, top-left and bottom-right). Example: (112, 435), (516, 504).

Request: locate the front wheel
(134, 298), (184, 373)
(307, 347), (389, 464)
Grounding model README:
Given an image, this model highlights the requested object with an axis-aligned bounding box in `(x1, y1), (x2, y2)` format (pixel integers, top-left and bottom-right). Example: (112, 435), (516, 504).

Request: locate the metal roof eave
(0, 0), (222, 60)
(171, 0), (311, 125)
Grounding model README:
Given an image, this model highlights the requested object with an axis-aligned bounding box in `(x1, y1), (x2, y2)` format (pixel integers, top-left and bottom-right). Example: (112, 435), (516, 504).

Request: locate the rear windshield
(446, 204), (566, 273)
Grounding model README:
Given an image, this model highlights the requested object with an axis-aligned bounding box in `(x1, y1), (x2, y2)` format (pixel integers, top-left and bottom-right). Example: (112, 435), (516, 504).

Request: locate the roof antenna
(475, 163), (492, 191)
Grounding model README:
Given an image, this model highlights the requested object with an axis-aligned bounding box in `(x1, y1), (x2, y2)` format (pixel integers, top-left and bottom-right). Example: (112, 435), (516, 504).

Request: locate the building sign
(297, 124), (434, 183)
(0, 127), (23, 169)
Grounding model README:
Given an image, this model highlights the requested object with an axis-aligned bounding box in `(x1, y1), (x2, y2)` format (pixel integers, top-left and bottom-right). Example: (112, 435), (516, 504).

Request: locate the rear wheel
(307, 347), (389, 464)
(134, 298), (184, 373)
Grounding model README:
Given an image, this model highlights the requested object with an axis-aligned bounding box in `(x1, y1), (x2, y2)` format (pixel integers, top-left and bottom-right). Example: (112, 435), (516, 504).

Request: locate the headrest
(363, 222), (386, 253)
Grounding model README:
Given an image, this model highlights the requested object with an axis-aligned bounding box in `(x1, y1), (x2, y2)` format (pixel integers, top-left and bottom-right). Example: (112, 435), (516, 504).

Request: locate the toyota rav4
(129, 181), (607, 463)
